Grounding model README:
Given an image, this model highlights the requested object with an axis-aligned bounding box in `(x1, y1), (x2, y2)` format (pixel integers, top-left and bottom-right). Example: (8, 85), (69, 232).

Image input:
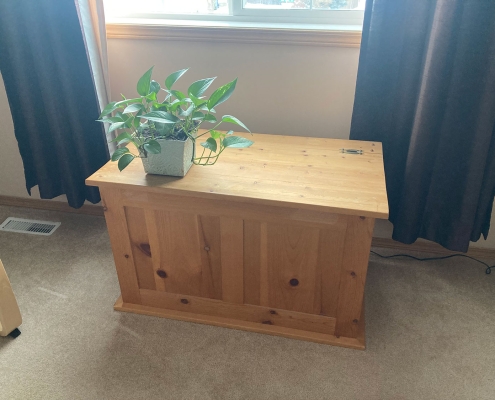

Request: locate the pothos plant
(97, 67), (253, 171)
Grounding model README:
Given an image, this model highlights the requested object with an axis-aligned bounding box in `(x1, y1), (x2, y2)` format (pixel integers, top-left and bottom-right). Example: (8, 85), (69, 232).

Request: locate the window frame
(105, 0), (365, 28)
(232, 0), (364, 25)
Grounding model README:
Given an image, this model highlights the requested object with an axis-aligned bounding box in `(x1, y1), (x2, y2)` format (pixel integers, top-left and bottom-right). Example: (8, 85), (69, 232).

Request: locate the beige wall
(1, 38), (494, 248)
(107, 39), (358, 139)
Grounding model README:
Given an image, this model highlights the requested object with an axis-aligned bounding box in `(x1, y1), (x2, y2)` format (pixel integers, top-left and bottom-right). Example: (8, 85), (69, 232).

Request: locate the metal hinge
(340, 148), (363, 155)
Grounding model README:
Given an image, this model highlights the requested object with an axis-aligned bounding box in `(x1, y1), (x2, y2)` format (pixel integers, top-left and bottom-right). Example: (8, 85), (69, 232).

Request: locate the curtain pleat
(0, 0), (110, 208)
(350, 0), (495, 252)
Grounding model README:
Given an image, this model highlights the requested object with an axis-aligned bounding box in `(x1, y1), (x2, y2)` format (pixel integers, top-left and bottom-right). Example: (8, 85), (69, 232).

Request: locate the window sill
(106, 19), (362, 47)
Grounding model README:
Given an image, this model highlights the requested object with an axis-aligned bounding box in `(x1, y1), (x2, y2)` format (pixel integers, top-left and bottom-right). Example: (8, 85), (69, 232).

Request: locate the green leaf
(165, 68), (188, 90)
(223, 136), (254, 148)
(124, 114), (134, 128)
(137, 66), (154, 96)
(97, 116), (124, 123)
(208, 78), (237, 110)
(221, 115), (250, 133)
(170, 90), (186, 100)
(110, 131), (132, 143)
(123, 103), (144, 114)
(117, 138), (132, 147)
(203, 114), (217, 123)
(108, 122), (126, 133)
(169, 99), (188, 113)
(226, 130), (234, 135)
(145, 91), (157, 102)
(111, 147), (130, 161)
(99, 102), (118, 119)
(188, 77), (216, 98)
(189, 94), (207, 108)
(210, 130), (222, 139)
(114, 97), (142, 107)
(118, 154), (135, 171)
(140, 111), (179, 124)
(201, 137), (218, 153)
(144, 139), (161, 154)
(150, 80), (161, 94)
(152, 103), (169, 110)
(192, 111), (205, 120)
(180, 104), (194, 117)
(199, 104), (216, 113)
(133, 113), (142, 128)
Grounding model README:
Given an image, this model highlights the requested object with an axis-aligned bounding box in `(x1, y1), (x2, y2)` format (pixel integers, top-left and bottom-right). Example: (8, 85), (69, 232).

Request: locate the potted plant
(97, 67), (253, 176)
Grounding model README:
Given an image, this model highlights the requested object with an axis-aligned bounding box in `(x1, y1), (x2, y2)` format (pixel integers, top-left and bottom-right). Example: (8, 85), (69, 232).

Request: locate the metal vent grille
(0, 217), (60, 236)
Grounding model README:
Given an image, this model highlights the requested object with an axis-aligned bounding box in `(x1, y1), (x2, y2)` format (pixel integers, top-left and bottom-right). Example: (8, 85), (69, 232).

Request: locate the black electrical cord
(370, 250), (495, 275)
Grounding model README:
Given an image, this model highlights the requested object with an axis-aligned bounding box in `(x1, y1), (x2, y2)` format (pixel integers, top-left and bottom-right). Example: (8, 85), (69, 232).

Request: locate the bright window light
(243, 0), (365, 11)
(104, 0), (230, 16)
(104, 0), (366, 25)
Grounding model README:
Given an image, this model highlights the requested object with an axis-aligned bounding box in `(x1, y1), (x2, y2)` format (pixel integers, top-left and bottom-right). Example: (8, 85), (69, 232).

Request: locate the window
(104, 0), (365, 27)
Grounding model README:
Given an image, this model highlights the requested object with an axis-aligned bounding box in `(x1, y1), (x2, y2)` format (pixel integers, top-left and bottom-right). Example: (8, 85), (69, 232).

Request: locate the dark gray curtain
(350, 0), (495, 252)
(0, 0), (109, 208)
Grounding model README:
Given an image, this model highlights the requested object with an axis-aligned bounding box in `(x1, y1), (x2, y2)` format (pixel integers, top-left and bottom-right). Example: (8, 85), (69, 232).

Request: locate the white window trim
(106, 20), (362, 47)
(105, 0), (364, 47)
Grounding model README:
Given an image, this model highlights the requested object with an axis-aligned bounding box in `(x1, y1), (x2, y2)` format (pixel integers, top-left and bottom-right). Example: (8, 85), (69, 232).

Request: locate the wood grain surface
(90, 134), (388, 349)
(87, 131), (388, 219)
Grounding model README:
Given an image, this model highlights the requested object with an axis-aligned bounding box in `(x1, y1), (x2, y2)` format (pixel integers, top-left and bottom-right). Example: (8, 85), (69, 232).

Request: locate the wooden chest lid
(86, 131), (389, 219)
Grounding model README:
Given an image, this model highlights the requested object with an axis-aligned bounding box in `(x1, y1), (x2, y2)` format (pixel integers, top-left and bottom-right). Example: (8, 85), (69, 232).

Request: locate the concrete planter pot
(141, 137), (194, 177)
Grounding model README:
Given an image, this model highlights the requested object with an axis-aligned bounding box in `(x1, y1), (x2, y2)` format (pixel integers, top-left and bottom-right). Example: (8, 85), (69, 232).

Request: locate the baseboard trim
(0, 195), (493, 259)
(0, 195), (104, 217)
(372, 237), (495, 260)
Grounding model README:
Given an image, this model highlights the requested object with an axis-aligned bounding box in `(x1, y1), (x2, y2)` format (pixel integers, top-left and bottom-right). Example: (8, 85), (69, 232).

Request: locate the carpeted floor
(0, 205), (494, 400)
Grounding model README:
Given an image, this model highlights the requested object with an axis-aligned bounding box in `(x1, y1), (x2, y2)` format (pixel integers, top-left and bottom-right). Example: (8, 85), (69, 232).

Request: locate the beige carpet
(0, 205), (494, 400)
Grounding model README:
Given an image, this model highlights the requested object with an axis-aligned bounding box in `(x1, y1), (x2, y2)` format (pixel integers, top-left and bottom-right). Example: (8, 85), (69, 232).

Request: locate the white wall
(1, 38), (494, 249)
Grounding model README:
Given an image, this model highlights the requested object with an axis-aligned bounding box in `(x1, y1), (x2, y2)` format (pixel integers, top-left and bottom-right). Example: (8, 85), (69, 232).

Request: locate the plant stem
(195, 122), (223, 139)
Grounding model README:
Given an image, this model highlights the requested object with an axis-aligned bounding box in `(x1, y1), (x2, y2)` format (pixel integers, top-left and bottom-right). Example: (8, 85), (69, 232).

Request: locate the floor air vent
(0, 217), (60, 236)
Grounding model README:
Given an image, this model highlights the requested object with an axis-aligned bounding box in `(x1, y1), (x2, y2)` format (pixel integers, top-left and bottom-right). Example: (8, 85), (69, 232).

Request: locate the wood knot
(353, 319), (359, 324)
(289, 278), (299, 287)
(204, 246), (210, 252)
(124, 254), (129, 259)
(103, 206), (108, 212)
(180, 299), (189, 304)
(156, 270), (167, 278)
(139, 243), (151, 257)
(350, 271), (356, 277)
(359, 216), (366, 220)
(269, 310), (277, 315)
(262, 320), (273, 325)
